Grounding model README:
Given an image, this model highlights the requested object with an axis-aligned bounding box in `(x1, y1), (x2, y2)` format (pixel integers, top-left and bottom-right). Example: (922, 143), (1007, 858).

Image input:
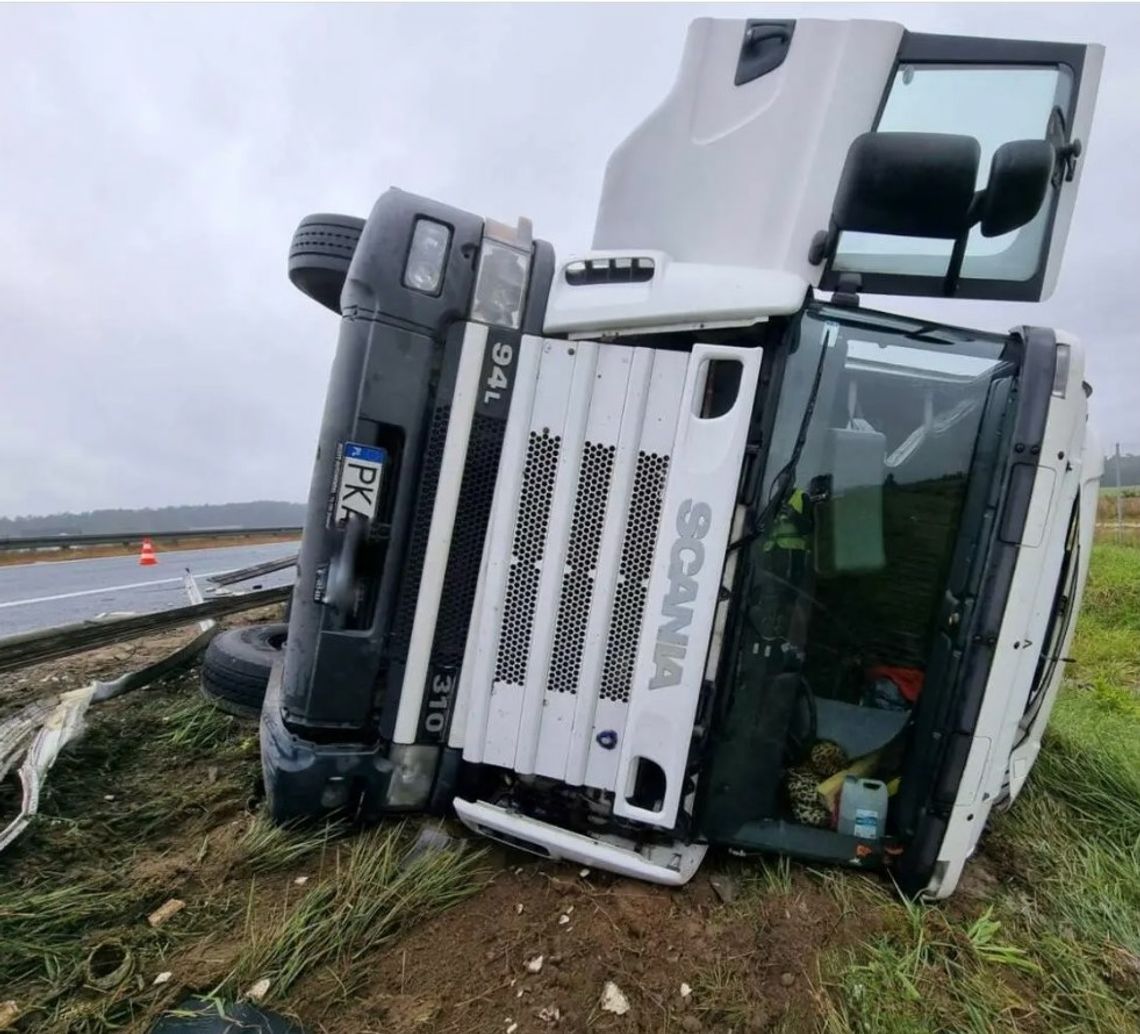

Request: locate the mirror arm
(941, 193), (986, 296)
(808, 218), (838, 266)
(942, 234), (969, 297)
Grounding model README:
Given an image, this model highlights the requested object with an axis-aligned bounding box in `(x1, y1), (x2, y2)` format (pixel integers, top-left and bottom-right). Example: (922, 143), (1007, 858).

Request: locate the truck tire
(199, 624), (287, 719)
(288, 213), (365, 314)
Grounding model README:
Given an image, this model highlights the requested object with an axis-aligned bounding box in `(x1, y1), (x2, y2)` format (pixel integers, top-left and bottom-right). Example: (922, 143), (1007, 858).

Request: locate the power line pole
(1115, 442), (1124, 542)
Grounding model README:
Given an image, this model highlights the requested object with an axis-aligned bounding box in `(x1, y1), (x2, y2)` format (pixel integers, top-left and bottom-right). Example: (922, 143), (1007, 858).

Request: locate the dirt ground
(0, 615), (1049, 1034)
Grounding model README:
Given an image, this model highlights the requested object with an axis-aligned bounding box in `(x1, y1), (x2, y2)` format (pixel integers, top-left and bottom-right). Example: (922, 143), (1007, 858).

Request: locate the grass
(218, 826), (487, 1005)
(0, 665), (487, 1032)
(234, 815), (347, 875)
(162, 693), (255, 755)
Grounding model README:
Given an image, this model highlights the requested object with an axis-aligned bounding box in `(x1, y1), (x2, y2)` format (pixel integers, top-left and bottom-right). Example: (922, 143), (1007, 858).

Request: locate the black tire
(200, 623), (287, 719)
(288, 213), (365, 314)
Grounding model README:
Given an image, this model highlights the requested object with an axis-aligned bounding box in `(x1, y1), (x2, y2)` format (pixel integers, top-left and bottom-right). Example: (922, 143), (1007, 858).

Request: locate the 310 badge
(419, 666), (457, 742)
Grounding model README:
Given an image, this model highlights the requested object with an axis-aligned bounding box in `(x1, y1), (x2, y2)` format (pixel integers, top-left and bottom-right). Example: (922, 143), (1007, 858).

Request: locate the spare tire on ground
(200, 623), (287, 719)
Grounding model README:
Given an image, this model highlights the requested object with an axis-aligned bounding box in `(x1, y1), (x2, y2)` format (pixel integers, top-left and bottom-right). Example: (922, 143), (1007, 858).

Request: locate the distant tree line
(1104, 452), (1140, 488)
(0, 501), (305, 538)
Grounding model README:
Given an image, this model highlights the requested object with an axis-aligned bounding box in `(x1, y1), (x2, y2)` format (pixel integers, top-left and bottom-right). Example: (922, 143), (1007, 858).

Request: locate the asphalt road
(0, 542), (298, 638)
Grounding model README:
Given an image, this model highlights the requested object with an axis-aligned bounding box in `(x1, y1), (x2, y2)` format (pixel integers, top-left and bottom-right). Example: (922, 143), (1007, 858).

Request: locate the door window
(835, 64), (1071, 285)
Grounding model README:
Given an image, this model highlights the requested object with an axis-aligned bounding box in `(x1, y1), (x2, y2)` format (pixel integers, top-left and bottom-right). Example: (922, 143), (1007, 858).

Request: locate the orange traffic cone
(138, 537), (158, 566)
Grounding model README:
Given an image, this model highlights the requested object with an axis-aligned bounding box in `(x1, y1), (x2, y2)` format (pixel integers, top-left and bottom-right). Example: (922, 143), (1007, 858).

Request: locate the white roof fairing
(592, 18), (904, 280)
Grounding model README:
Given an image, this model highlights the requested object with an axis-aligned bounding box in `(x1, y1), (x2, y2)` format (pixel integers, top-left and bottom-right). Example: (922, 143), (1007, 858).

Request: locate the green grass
(0, 669), (483, 1032)
(815, 541), (1140, 1033)
(217, 825), (487, 1005)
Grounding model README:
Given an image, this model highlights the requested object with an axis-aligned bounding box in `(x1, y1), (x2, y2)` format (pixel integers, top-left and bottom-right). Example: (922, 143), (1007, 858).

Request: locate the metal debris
(0, 574), (219, 855)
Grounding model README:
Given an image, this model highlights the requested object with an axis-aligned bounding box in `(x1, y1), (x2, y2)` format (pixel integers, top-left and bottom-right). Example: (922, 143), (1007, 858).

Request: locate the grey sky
(1, 3), (1137, 517)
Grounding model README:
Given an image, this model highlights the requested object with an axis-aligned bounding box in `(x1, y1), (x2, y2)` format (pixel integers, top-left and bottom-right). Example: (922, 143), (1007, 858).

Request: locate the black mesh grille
(548, 442), (616, 695)
(599, 451), (670, 703)
(495, 430), (562, 685)
(432, 413), (508, 659)
(389, 404), (451, 654)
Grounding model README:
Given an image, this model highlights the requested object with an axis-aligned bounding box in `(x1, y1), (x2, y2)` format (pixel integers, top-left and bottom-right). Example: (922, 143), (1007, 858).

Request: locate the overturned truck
(262, 16), (1105, 898)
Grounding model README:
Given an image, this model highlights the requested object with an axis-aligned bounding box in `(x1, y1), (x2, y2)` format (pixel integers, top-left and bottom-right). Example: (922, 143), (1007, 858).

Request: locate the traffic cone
(138, 537), (158, 566)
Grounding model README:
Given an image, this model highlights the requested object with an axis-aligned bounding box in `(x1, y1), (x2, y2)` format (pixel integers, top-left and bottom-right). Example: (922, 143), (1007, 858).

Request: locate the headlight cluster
(402, 213), (533, 330)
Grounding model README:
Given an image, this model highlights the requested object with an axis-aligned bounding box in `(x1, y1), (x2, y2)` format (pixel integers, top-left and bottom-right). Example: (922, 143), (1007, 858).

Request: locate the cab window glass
(834, 64), (1071, 284)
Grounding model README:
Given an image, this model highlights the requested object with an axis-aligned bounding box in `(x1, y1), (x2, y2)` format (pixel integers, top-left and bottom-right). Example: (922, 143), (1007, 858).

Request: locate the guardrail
(0, 585), (291, 673)
(0, 526), (303, 553)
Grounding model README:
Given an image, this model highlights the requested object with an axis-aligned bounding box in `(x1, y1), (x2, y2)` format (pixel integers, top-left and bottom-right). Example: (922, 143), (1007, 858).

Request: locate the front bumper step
(453, 797), (706, 885)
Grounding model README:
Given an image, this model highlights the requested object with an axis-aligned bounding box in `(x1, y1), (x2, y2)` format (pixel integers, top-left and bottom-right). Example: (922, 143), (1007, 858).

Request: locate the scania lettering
(650, 499), (711, 690)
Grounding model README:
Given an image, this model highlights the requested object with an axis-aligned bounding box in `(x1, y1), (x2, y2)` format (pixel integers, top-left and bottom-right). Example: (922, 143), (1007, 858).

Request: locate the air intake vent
(494, 430), (562, 684)
(564, 257), (655, 286)
(599, 451), (670, 704)
(548, 442), (617, 695)
(390, 404), (451, 653)
(432, 413), (508, 659)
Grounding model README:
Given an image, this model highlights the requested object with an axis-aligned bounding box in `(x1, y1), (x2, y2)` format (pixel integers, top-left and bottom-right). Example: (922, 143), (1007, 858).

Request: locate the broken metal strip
(0, 574), (227, 854)
(206, 553), (299, 587)
(0, 585), (289, 674)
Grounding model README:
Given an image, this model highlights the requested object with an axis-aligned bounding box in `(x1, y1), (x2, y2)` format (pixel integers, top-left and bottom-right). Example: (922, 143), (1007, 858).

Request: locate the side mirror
(809, 132), (980, 267)
(978, 139), (1055, 238)
(812, 131), (1058, 295)
(831, 132), (981, 239)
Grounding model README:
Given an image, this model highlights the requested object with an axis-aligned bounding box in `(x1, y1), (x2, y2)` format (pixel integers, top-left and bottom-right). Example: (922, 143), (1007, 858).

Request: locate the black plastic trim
(735, 20), (795, 86)
(281, 189), (485, 737)
(896, 327), (1057, 893)
(898, 31), (1086, 73)
(523, 239), (556, 336)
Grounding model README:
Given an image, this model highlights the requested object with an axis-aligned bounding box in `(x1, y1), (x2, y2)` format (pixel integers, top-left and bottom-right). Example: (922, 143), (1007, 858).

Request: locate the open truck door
(263, 16), (1104, 899)
(596, 19), (1102, 304)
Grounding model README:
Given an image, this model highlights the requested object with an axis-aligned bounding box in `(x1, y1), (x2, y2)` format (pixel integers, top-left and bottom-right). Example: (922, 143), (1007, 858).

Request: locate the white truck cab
(263, 16), (1104, 899)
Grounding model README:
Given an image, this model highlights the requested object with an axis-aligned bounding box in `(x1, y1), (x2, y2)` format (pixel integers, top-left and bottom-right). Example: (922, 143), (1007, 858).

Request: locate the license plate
(334, 442), (387, 524)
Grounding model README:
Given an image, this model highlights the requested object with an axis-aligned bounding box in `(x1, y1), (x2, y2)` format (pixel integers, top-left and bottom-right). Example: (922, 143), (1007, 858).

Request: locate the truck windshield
(696, 304), (1012, 849)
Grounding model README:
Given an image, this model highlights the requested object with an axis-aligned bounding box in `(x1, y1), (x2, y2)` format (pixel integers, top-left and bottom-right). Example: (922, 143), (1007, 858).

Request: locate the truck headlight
(403, 218), (452, 295)
(470, 228), (532, 330)
(384, 744), (439, 808)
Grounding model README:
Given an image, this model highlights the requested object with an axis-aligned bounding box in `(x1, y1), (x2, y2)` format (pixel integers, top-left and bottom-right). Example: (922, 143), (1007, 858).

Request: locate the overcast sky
(1, 3), (1137, 518)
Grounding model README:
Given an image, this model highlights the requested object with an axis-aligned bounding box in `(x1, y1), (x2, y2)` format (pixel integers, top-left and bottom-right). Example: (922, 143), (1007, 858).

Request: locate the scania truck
(262, 16), (1104, 898)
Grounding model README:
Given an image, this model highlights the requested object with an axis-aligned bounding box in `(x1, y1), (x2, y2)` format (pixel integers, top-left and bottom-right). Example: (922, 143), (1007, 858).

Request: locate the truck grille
(549, 442), (618, 696)
(599, 451), (670, 704)
(494, 430), (562, 684)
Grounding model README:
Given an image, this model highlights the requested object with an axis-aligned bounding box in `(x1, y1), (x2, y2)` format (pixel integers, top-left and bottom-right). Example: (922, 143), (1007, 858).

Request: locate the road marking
(0, 567), (266, 611)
